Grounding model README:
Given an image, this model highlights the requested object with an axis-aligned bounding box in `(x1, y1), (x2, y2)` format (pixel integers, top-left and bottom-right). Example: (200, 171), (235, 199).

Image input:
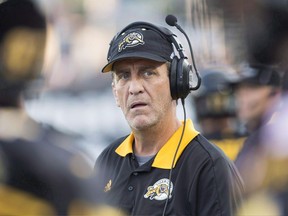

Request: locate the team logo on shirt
(118, 32), (145, 52)
(104, 179), (112, 192)
(144, 178), (173, 201)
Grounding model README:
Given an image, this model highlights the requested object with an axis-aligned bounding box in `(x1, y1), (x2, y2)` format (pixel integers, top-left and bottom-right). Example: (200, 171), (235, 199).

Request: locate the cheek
(236, 89), (257, 106)
(153, 79), (171, 98)
(152, 81), (173, 109)
(236, 89), (269, 120)
(115, 88), (127, 107)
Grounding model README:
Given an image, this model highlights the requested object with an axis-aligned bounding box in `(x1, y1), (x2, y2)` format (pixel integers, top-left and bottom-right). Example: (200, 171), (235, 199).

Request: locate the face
(235, 84), (275, 129)
(112, 58), (175, 131)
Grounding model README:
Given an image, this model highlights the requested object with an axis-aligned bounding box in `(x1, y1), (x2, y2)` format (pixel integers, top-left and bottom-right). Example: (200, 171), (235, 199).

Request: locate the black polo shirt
(95, 119), (243, 215)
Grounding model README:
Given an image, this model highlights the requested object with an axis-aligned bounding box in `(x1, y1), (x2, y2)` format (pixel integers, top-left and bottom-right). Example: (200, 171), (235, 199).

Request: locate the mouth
(130, 102), (147, 109)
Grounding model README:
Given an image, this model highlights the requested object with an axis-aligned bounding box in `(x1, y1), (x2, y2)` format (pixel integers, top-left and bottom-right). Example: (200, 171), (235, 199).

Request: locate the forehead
(113, 58), (165, 70)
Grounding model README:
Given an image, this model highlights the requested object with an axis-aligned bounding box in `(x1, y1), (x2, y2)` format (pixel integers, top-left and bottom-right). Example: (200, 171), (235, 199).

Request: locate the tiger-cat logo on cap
(118, 32), (145, 52)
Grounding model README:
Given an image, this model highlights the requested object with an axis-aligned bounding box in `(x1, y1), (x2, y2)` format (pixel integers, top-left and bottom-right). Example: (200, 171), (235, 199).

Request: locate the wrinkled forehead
(112, 58), (165, 71)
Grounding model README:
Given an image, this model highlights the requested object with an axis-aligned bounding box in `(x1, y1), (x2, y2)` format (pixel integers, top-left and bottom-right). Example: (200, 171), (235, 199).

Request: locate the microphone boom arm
(166, 15), (201, 90)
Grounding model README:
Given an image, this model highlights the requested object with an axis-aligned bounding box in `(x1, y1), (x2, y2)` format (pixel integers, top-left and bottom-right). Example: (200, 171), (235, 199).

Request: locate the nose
(129, 77), (144, 95)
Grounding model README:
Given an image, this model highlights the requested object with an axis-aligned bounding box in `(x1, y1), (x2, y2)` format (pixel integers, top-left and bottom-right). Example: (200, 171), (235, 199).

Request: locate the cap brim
(101, 52), (168, 73)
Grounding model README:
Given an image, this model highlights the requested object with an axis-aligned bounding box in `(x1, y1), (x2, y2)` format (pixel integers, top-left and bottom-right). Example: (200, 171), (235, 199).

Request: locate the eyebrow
(138, 65), (158, 71)
(114, 64), (158, 72)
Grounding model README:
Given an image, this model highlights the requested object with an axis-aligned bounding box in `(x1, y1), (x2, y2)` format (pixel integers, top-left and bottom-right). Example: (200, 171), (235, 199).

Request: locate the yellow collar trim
(115, 119), (199, 169)
(115, 132), (134, 156)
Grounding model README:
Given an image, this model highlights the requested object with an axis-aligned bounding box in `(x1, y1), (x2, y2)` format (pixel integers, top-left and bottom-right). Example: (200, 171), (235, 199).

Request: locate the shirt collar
(115, 119), (199, 169)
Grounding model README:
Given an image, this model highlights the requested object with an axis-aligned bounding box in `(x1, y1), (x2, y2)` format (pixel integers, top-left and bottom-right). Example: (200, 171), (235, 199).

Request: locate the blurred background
(2, 0), (288, 214)
(23, 0), (244, 162)
(19, 0), (287, 163)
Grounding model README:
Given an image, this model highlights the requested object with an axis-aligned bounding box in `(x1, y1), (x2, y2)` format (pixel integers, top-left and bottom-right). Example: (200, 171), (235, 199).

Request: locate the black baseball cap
(102, 25), (174, 72)
(231, 63), (282, 88)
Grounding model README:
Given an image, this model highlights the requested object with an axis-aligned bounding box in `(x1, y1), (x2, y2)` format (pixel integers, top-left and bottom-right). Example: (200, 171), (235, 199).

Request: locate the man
(0, 0), (99, 215)
(232, 63), (282, 192)
(95, 20), (243, 215)
(230, 65), (284, 216)
(192, 66), (246, 160)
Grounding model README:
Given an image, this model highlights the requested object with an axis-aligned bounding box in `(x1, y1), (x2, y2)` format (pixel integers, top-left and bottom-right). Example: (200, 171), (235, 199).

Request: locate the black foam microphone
(165, 14), (178, 27)
(166, 14), (201, 90)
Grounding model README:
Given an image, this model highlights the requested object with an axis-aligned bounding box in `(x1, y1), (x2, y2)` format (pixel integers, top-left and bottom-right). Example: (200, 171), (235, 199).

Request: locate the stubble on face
(113, 59), (173, 132)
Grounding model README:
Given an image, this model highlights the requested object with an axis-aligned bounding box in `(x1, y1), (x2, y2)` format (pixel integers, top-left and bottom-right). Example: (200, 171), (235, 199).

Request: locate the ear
(112, 82), (120, 107)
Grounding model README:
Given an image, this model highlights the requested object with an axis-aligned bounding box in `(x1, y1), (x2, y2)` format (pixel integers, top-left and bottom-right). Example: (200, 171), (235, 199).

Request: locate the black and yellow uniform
(208, 134), (246, 161)
(0, 0), (100, 215)
(95, 119), (243, 215)
(0, 137), (100, 216)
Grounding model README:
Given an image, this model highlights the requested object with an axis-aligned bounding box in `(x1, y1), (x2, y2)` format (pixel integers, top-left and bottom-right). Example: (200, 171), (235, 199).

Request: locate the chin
(128, 117), (156, 131)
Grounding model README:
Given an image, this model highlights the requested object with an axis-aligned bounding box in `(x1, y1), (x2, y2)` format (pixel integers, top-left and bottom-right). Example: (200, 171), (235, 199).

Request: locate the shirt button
(133, 172), (138, 176)
(128, 186), (134, 191)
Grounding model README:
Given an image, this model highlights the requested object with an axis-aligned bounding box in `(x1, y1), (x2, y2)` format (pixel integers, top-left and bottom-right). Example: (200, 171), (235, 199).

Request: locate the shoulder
(188, 134), (242, 180)
(0, 138), (88, 172)
(0, 138), (68, 159)
(189, 134), (230, 162)
(98, 135), (128, 156)
(191, 135), (244, 183)
(95, 135), (128, 164)
(188, 135), (244, 214)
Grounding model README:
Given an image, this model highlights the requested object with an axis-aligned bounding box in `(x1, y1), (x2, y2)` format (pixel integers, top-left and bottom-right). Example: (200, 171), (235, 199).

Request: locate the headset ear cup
(170, 57), (178, 100)
(176, 58), (191, 99)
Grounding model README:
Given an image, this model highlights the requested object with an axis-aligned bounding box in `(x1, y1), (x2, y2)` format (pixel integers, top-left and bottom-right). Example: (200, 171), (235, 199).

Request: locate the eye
(116, 72), (130, 81)
(142, 70), (155, 77)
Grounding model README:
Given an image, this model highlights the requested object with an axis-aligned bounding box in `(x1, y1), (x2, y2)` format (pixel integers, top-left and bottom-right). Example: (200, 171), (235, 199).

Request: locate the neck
(132, 117), (182, 156)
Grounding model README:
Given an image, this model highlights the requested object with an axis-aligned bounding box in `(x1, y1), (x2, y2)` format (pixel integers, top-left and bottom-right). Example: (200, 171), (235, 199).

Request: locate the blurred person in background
(0, 0), (94, 165)
(231, 63), (284, 216)
(205, 0), (288, 215)
(0, 0), (101, 215)
(257, 70), (288, 216)
(239, 72), (288, 216)
(192, 65), (246, 161)
(94, 19), (243, 215)
(232, 63), (282, 190)
(235, 2), (288, 215)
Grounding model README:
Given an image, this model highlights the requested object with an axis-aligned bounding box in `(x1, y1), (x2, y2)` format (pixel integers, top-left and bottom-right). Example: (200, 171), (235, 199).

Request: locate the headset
(107, 18), (201, 100)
